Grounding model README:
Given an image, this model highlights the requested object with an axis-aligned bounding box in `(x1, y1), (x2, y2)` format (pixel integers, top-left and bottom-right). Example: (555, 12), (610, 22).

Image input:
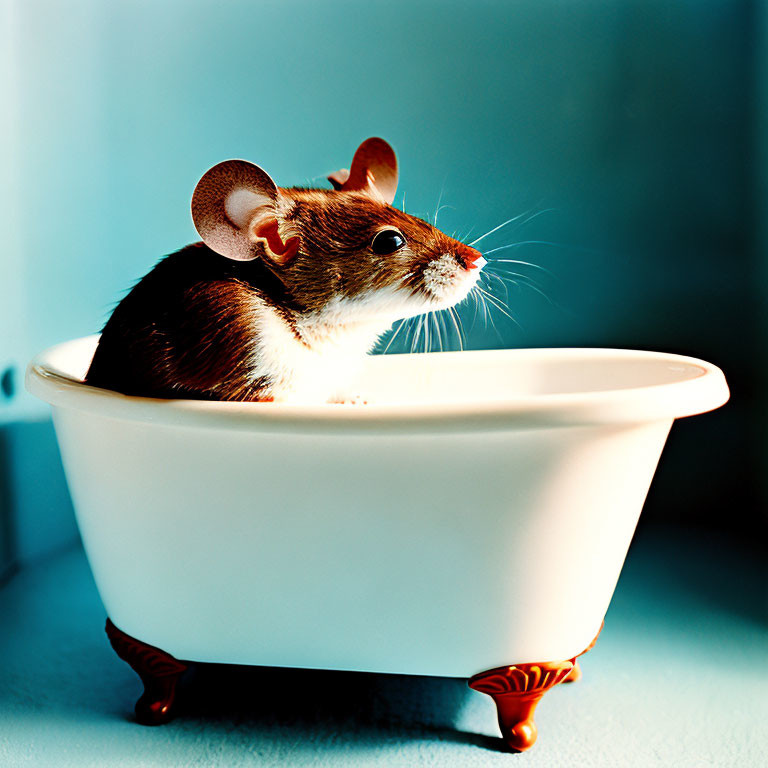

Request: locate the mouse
(85, 137), (486, 403)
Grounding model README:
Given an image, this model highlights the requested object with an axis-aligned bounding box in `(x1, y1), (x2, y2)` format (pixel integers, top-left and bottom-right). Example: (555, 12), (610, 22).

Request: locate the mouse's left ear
(327, 137), (398, 204)
(191, 160), (300, 264)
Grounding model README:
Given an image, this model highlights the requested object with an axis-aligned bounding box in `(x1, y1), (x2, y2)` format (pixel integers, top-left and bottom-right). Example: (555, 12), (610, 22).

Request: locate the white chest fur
(249, 297), (390, 403)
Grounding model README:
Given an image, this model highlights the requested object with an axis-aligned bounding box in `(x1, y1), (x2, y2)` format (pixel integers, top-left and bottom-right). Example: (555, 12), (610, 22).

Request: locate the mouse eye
(371, 229), (406, 255)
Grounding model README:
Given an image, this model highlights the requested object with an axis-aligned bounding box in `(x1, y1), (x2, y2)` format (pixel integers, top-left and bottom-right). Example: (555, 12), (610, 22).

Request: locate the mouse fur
(85, 139), (484, 403)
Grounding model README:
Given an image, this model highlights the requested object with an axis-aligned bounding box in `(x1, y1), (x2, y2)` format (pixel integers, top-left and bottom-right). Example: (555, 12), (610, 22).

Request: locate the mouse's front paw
(328, 393), (368, 405)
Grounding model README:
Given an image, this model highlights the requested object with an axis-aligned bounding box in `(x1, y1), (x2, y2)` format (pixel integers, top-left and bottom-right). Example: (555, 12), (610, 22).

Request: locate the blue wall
(0, 0), (762, 567)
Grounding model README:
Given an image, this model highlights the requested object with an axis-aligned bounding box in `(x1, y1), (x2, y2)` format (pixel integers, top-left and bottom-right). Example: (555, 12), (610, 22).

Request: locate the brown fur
(278, 189), (476, 311)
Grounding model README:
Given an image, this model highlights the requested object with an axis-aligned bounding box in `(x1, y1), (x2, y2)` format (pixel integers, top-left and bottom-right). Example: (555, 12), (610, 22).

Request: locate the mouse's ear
(191, 160), (299, 265)
(327, 137), (398, 204)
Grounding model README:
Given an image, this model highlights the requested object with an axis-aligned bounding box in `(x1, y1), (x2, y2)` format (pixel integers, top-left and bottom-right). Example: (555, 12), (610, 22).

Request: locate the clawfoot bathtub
(27, 337), (728, 752)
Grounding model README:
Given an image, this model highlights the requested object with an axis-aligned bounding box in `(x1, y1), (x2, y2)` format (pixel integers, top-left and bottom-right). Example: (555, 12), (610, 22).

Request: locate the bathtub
(26, 336), (729, 751)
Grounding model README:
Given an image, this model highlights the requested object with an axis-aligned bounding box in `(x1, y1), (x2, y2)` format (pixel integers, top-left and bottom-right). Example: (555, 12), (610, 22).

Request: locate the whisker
(397, 317), (411, 354)
(483, 241), (561, 256)
(431, 312), (443, 353)
(485, 270), (511, 300)
(428, 313), (435, 353)
(485, 265), (571, 312)
(451, 306), (466, 349)
(508, 274), (573, 314)
(475, 288), (502, 339)
(438, 312), (450, 352)
(475, 286), (491, 329)
(434, 204), (455, 229)
(477, 283), (503, 306)
(486, 267), (546, 290)
(467, 207), (555, 247)
(428, 312), (436, 353)
(434, 180), (446, 228)
(382, 318), (407, 354)
(472, 286), (485, 327)
(482, 250), (556, 277)
(445, 306), (464, 351)
(517, 281), (556, 305)
(475, 284), (522, 329)
(490, 242), (603, 257)
(412, 314), (425, 354)
(468, 216), (527, 248)
(405, 317), (420, 353)
(305, 173), (332, 185)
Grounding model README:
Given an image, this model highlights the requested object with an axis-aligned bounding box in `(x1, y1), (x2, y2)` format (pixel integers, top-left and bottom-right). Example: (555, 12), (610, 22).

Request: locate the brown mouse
(85, 138), (485, 403)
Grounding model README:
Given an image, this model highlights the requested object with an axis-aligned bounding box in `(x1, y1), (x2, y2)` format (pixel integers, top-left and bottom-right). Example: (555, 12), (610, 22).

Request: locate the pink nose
(459, 244), (483, 269)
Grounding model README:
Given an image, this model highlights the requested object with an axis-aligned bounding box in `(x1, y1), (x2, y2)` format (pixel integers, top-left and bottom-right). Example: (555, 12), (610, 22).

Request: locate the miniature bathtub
(27, 336), (728, 751)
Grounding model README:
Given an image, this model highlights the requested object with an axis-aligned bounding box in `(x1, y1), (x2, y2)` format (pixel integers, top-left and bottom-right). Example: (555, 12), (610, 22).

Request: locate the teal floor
(1, 525), (766, 767)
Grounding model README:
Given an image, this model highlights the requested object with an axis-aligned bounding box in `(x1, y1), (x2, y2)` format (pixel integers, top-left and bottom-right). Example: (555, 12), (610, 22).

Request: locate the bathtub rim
(26, 335), (729, 434)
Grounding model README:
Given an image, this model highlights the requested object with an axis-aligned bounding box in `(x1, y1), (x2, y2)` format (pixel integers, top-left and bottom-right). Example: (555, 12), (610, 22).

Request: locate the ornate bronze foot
(105, 619), (188, 725)
(469, 659), (575, 751)
(469, 623), (604, 752)
(563, 660), (582, 683)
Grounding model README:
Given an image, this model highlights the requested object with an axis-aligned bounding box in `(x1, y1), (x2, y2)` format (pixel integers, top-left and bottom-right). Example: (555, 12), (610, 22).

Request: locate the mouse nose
(458, 244), (485, 270)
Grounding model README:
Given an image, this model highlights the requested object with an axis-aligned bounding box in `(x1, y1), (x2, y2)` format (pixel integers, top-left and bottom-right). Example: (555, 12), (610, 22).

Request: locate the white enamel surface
(27, 338), (729, 677)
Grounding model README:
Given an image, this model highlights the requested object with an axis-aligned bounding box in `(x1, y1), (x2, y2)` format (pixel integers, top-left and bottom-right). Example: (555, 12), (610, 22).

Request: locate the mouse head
(191, 138), (484, 324)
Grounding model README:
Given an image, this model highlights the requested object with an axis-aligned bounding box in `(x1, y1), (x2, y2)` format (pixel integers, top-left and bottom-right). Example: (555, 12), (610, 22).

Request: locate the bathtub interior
(37, 335), (724, 411)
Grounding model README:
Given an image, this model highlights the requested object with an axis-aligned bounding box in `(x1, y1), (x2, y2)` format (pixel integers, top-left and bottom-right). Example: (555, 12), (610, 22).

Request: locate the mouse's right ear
(327, 137), (399, 204)
(191, 160), (299, 264)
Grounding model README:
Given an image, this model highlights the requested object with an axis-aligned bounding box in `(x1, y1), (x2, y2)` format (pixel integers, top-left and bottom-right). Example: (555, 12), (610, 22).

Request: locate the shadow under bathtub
(171, 662), (502, 752)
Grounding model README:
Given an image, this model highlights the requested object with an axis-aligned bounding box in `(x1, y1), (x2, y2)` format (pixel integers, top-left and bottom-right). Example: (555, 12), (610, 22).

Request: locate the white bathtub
(26, 336), (729, 749)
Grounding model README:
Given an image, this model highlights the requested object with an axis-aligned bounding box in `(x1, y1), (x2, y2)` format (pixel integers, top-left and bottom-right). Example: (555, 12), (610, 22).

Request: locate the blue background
(1, 3), (766, 766)
(0, 0), (764, 562)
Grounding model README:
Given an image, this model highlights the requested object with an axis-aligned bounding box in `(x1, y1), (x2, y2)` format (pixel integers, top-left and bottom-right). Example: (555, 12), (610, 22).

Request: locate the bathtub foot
(469, 659), (574, 751)
(469, 623), (604, 752)
(105, 619), (188, 725)
(563, 660), (582, 683)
